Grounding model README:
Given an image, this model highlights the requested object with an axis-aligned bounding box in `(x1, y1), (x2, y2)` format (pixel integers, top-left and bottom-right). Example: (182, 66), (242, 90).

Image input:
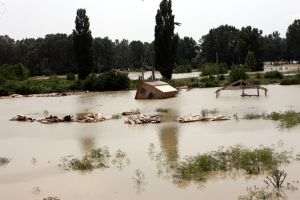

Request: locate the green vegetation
(0, 78), (74, 96)
(280, 74), (300, 85)
(0, 71), (130, 96)
(229, 67), (249, 82)
(62, 147), (129, 171)
(264, 71), (284, 79)
(243, 111), (300, 128)
(173, 65), (192, 73)
(0, 64), (29, 81)
(73, 9), (94, 80)
(175, 146), (290, 182)
(154, 0), (178, 80)
(200, 63), (228, 76)
(268, 111), (300, 128)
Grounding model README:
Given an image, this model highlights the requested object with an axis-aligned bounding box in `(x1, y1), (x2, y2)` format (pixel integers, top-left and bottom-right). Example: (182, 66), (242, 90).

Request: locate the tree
(154, 0), (178, 80)
(93, 37), (115, 72)
(245, 51), (257, 71)
(129, 41), (145, 68)
(287, 19), (300, 61)
(73, 9), (93, 80)
(176, 36), (197, 65)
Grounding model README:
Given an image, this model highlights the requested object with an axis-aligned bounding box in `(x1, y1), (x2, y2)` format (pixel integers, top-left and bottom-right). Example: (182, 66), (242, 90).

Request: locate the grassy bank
(1, 71), (300, 97)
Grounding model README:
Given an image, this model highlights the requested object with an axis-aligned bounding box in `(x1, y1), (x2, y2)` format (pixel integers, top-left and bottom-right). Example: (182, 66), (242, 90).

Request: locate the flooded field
(1, 85), (300, 200)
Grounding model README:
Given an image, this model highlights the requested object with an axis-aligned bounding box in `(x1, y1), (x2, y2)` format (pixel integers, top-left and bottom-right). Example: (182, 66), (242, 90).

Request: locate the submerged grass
(61, 147), (129, 171)
(243, 111), (300, 128)
(175, 146), (290, 183)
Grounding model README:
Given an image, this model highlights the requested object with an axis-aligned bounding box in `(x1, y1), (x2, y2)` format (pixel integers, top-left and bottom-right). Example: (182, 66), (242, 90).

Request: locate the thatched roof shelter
(215, 80), (268, 98)
(135, 81), (178, 100)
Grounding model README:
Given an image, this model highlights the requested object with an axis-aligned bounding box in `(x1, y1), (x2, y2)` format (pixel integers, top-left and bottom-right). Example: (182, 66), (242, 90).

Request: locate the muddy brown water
(1, 85), (300, 200)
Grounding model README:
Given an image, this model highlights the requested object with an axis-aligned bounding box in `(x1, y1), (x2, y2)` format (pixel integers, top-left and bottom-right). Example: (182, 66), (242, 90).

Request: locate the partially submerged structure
(215, 80), (268, 98)
(135, 81), (178, 99)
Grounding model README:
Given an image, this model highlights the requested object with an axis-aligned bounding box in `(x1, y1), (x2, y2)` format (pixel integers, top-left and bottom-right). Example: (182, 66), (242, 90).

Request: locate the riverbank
(0, 72), (299, 98)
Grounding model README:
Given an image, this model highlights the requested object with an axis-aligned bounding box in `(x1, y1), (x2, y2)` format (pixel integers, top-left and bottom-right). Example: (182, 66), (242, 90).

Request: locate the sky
(0, 0), (299, 42)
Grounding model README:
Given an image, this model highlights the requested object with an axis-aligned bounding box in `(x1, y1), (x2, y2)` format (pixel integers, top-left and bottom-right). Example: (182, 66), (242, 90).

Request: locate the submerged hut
(135, 81), (178, 99)
(215, 80), (268, 98)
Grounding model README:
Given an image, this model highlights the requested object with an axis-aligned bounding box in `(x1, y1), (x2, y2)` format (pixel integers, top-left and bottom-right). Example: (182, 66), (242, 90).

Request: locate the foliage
(229, 67), (249, 82)
(201, 63), (228, 76)
(199, 76), (220, 88)
(175, 146), (290, 182)
(0, 64), (29, 80)
(245, 51), (257, 71)
(154, 0), (178, 80)
(61, 147), (129, 171)
(287, 19), (300, 60)
(280, 75), (300, 85)
(268, 111), (300, 128)
(81, 71), (130, 91)
(173, 65), (192, 73)
(66, 73), (76, 81)
(176, 37), (197, 65)
(264, 71), (284, 79)
(73, 9), (94, 80)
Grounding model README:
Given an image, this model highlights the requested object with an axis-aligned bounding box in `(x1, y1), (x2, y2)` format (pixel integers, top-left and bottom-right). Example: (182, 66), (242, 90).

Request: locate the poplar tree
(73, 9), (93, 80)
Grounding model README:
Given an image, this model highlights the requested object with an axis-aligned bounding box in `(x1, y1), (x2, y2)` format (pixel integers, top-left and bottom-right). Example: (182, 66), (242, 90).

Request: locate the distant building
(135, 81), (178, 100)
(264, 61), (300, 73)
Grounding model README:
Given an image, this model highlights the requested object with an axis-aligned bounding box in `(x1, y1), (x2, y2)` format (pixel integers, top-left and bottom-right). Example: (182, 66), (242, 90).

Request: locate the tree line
(1, 1), (300, 78)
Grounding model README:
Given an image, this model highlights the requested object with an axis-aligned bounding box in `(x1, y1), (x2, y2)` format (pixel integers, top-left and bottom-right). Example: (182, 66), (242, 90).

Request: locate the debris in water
(38, 115), (74, 124)
(125, 114), (161, 125)
(76, 113), (109, 123)
(178, 115), (230, 123)
(0, 157), (10, 166)
(10, 115), (35, 122)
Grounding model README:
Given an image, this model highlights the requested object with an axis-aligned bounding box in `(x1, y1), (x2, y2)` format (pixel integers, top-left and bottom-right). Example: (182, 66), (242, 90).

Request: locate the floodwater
(0, 85), (300, 200)
(128, 71), (201, 80)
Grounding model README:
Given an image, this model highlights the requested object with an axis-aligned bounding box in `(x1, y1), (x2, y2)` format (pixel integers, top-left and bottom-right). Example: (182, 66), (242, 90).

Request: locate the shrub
(0, 64), (30, 81)
(174, 65), (192, 73)
(199, 76), (220, 88)
(229, 67), (249, 82)
(66, 73), (76, 81)
(81, 71), (130, 91)
(264, 71), (284, 79)
(201, 63), (228, 76)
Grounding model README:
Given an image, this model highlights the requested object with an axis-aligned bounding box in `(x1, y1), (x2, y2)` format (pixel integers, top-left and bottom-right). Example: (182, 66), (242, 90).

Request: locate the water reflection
(132, 169), (147, 194)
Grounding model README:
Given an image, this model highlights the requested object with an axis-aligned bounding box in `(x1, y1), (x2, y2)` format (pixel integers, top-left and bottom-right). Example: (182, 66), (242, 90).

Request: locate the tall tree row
(73, 9), (94, 79)
(154, 0), (178, 80)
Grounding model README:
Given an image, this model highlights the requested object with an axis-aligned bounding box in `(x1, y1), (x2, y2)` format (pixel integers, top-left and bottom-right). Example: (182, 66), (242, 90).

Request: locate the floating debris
(178, 115), (230, 123)
(76, 113), (109, 123)
(10, 115), (35, 122)
(122, 110), (141, 116)
(125, 114), (161, 125)
(38, 115), (74, 124)
(43, 197), (61, 200)
(0, 157), (10, 166)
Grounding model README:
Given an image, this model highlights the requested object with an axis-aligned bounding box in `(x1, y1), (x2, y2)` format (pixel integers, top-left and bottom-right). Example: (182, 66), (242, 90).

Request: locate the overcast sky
(0, 0), (299, 41)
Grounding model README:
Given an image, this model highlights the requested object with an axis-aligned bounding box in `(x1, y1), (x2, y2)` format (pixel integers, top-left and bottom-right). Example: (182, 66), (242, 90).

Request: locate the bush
(174, 65), (192, 73)
(66, 73), (76, 81)
(229, 67), (249, 82)
(201, 63), (228, 76)
(264, 71), (284, 79)
(81, 71), (130, 91)
(199, 76), (220, 88)
(0, 64), (29, 81)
